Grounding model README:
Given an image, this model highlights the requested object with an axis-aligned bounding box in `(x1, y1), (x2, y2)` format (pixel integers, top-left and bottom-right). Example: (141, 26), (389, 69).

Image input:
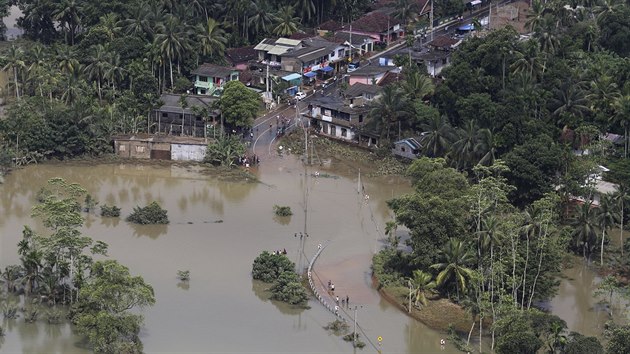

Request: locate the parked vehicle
(348, 61), (360, 72)
(295, 91), (307, 100)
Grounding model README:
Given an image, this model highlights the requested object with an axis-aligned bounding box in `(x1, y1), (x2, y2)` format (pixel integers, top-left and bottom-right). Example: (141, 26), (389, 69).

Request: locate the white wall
(171, 144), (207, 161)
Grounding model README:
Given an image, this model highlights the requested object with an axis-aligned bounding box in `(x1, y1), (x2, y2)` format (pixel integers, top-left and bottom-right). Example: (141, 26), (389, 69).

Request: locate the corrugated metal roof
(282, 73), (302, 81)
(276, 38), (302, 46)
(268, 46), (291, 55)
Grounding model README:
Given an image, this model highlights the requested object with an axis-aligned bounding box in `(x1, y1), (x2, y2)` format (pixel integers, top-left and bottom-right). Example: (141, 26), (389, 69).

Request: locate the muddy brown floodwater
(0, 155), (457, 354)
(0, 154), (618, 353)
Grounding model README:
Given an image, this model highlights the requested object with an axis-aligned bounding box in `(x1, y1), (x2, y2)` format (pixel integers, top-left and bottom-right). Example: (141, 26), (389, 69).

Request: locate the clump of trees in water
(126, 201), (169, 224)
(0, 178), (155, 353)
(273, 205), (292, 217)
(100, 204), (121, 217)
(252, 251), (308, 305)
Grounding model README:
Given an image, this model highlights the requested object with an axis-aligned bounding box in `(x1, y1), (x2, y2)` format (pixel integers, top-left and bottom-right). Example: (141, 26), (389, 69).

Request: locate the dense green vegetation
(368, 2), (630, 349)
(1, 0), (630, 350)
(273, 205), (293, 217)
(0, 178), (154, 352)
(252, 251), (308, 305)
(126, 201), (169, 224)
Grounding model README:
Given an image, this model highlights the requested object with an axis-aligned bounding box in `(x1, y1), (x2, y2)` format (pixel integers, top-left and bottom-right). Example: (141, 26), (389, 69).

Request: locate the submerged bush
(252, 251), (294, 283)
(126, 202), (169, 224)
(270, 271), (308, 305)
(273, 205), (292, 216)
(100, 204), (121, 217)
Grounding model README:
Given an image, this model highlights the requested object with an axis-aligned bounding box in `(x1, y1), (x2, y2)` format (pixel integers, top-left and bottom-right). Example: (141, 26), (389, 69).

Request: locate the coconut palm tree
(402, 69), (434, 101)
(2, 45), (25, 100)
(525, 0), (545, 31)
(614, 184), (629, 256)
(409, 270), (436, 307)
(56, 44), (79, 75)
(550, 82), (590, 128)
(451, 120), (480, 170)
(122, 5), (153, 38)
(196, 18), (227, 59)
(430, 239), (476, 301)
(98, 13), (121, 41)
(105, 53), (125, 94)
(475, 128), (496, 166)
(248, 0), (277, 36)
(420, 115), (454, 158)
(368, 85), (411, 141)
(593, 0), (624, 24)
(84, 45), (110, 101)
(296, 0), (316, 22)
(596, 194), (620, 266)
(273, 5), (300, 36)
(570, 202), (599, 258)
(611, 93), (630, 158)
(392, 0), (419, 25)
(52, 0), (82, 45)
(154, 14), (191, 89)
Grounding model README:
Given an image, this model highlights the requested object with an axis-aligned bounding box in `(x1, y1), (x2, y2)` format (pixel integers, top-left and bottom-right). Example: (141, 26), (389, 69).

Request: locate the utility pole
(408, 280), (412, 313)
(349, 24), (353, 62)
(353, 306), (358, 346)
(386, 18), (390, 47)
(430, 0), (434, 41)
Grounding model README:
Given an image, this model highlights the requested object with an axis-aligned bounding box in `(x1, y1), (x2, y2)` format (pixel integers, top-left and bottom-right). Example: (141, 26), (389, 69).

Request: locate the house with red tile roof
(340, 11), (404, 43)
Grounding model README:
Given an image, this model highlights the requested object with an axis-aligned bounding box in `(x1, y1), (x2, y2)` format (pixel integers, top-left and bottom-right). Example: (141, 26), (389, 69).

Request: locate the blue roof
(319, 66), (334, 72)
(282, 73), (302, 81)
(303, 71), (317, 78)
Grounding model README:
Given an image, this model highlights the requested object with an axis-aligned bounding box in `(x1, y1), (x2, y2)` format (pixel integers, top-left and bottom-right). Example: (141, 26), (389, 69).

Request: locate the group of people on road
(328, 280), (351, 315)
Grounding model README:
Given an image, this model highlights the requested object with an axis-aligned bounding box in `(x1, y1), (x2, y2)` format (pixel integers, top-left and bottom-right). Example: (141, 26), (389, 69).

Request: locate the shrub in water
(100, 204), (121, 217)
(126, 201), (169, 224)
(273, 205), (292, 216)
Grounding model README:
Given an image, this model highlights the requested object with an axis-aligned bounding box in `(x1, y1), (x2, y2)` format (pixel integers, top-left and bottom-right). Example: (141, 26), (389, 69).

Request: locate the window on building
(359, 115), (364, 123)
(200, 89), (206, 95)
(341, 128), (347, 137)
(162, 112), (168, 118)
(119, 145), (126, 152)
(198, 76), (207, 82)
(401, 146), (406, 152)
(136, 146), (145, 153)
(331, 126), (336, 136)
(338, 49), (344, 57)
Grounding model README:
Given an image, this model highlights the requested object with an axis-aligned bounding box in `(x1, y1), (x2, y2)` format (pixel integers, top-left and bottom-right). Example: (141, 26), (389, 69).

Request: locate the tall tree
(596, 194), (620, 266)
(84, 45), (110, 101)
(420, 115), (454, 158)
(570, 202), (599, 258)
(154, 14), (190, 90)
(368, 85), (411, 140)
(1, 45), (25, 101)
(272, 5), (300, 36)
(53, 0), (82, 45)
(196, 18), (227, 59)
(431, 239), (475, 301)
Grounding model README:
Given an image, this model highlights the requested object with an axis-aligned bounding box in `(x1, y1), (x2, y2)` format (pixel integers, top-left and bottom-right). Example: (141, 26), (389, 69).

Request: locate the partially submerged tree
(126, 201), (169, 224)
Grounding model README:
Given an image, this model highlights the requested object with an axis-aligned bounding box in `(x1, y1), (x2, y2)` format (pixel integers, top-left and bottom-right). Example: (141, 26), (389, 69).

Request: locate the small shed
(392, 138), (422, 159)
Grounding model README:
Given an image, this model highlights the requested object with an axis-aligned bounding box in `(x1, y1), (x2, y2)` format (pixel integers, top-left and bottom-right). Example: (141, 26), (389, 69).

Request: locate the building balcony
(194, 80), (214, 90)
